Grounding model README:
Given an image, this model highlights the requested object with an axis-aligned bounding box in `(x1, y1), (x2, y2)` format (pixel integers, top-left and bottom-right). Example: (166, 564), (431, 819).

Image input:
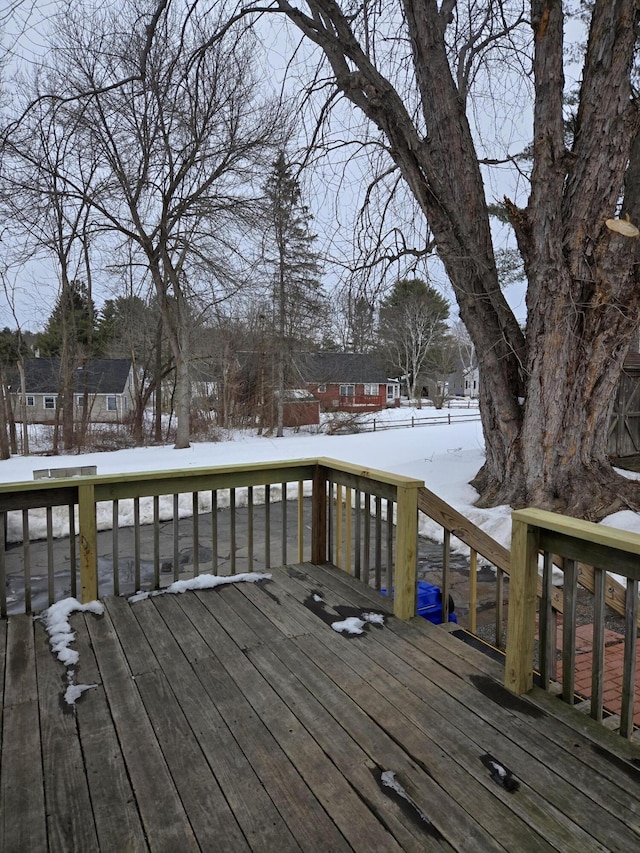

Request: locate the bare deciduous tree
(262, 0), (640, 518)
(18, 1), (281, 448)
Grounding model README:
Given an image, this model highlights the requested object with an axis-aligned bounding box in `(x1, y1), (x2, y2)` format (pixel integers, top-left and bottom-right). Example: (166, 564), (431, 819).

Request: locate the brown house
(294, 352), (400, 412)
(229, 351), (399, 428)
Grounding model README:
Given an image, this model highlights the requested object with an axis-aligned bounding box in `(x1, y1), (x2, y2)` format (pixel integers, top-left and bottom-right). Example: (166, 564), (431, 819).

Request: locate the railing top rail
(0, 456), (424, 497)
(513, 507), (640, 558)
(0, 458), (320, 493)
(317, 457), (424, 489)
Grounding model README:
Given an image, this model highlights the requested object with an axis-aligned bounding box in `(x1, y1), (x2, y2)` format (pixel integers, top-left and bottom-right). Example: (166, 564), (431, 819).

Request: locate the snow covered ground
(1, 402), (639, 555)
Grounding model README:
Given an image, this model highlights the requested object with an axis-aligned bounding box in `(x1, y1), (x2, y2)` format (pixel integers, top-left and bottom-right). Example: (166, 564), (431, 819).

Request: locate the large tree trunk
(281, 0), (640, 518)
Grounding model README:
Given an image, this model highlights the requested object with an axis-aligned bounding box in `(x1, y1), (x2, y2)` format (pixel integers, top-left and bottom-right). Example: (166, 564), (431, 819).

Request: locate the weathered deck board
(34, 619), (99, 852)
(1, 615), (47, 853)
(0, 562), (639, 852)
(72, 616), (149, 851)
(86, 602), (201, 853)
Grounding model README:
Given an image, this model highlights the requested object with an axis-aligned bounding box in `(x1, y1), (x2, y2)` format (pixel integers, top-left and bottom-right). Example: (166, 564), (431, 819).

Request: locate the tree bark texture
(279, 0), (640, 517)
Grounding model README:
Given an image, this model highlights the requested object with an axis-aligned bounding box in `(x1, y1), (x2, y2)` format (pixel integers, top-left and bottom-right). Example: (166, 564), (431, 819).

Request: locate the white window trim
(106, 395), (117, 412)
(363, 383), (378, 396)
(339, 384), (355, 397)
(44, 395), (57, 410)
(26, 395), (35, 406)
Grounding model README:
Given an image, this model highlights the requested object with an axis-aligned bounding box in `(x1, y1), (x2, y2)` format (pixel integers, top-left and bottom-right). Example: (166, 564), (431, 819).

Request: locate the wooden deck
(1, 562), (639, 852)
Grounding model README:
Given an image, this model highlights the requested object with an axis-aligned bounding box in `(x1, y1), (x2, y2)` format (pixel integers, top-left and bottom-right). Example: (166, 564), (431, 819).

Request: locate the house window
(386, 385), (395, 400)
(339, 384), (355, 397)
(106, 396), (117, 412)
(317, 384), (327, 393)
(44, 396), (56, 410)
(363, 384), (378, 396)
(77, 396), (84, 408)
(26, 395), (34, 406)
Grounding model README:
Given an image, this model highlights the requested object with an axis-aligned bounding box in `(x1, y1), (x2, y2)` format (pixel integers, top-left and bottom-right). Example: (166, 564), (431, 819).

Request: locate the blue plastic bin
(381, 581), (457, 625)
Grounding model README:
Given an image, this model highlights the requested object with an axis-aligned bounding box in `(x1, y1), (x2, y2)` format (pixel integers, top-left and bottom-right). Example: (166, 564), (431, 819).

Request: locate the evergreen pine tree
(263, 152), (325, 436)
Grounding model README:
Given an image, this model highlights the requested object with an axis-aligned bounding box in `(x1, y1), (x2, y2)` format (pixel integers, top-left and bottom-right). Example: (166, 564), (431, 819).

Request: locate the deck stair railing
(506, 508), (639, 738)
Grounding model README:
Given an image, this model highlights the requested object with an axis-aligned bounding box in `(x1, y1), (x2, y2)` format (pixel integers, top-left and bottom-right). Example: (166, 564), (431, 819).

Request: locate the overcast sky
(0, 1), (580, 332)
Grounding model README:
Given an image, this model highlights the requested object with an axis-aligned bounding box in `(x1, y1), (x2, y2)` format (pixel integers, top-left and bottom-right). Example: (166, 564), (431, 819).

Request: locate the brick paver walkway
(553, 621), (640, 727)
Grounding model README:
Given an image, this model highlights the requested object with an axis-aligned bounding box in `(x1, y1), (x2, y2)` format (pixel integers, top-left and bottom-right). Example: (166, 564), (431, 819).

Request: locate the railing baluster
(112, 501), (119, 596)
(69, 505), (77, 600)
(363, 492), (370, 585)
(374, 496), (382, 590)
(23, 509), (31, 614)
(354, 489), (361, 580)
(192, 492), (199, 577)
(230, 488), (237, 574)
(0, 513), (6, 617)
(327, 482), (334, 564)
(540, 551), (554, 687)
(335, 484), (343, 569)
(153, 496), (160, 589)
(620, 578), (639, 738)
(297, 482), (304, 564)
(46, 506), (54, 606)
(211, 490), (218, 574)
(469, 549), (477, 635)
(173, 494), (180, 582)
(345, 487), (352, 575)
(495, 568), (504, 649)
(562, 558), (578, 705)
(265, 485), (271, 570)
(134, 497), (141, 591)
(442, 528), (450, 622)
(386, 498), (393, 595)
(591, 566), (606, 722)
(281, 482), (287, 566)
(249, 486), (255, 570)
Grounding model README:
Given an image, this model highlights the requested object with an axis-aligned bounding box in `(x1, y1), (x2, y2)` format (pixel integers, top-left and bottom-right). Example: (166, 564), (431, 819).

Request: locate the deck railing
(506, 508), (639, 738)
(0, 457), (421, 620)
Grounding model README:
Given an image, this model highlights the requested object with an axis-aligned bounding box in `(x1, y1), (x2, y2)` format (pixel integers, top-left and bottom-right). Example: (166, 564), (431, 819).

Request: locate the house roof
(10, 358), (132, 395)
(293, 352), (388, 384)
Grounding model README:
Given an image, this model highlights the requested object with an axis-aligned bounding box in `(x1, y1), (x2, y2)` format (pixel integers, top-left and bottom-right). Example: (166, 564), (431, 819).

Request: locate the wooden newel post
(505, 513), (540, 694)
(311, 464), (328, 565)
(394, 484), (418, 620)
(78, 482), (98, 602)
